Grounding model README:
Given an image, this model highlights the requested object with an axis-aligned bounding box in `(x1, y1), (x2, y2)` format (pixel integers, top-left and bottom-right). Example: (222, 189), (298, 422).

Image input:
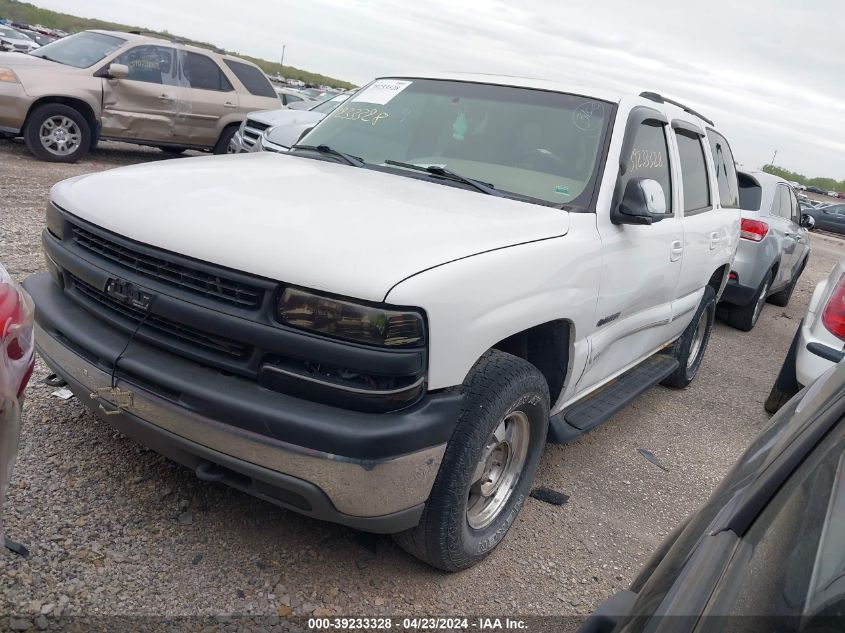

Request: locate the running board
(548, 354), (679, 444)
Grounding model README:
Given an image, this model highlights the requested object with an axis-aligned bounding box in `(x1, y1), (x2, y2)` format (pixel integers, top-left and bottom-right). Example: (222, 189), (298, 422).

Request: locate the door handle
(670, 240), (683, 262)
(223, 101), (237, 109)
(709, 231), (721, 250)
(158, 94), (175, 102)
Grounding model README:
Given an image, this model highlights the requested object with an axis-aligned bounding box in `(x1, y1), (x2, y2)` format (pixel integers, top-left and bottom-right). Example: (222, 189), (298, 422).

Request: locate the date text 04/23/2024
(307, 617), (528, 630)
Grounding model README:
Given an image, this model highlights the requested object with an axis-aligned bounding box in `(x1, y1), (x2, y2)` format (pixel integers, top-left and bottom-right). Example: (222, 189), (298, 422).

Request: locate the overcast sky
(36, 0), (845, 178)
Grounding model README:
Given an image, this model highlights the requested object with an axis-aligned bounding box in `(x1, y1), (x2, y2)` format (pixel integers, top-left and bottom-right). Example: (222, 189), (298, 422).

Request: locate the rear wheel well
(25, 97), (98, 145)
(708, 265), (730, 297)
(491, 320), (570, 403)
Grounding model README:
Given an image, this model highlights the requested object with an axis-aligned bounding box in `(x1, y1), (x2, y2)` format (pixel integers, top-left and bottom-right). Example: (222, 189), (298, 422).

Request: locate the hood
(51, 153), (569, 302)
(0, 51), (53, 66)
(264, 111), (325, 149)
(248, 107), (323, 129)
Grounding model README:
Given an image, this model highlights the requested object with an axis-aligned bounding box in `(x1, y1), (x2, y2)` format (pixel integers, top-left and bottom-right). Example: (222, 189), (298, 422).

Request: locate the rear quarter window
(224, 59), (277, 98)
(706, 130), (740, 209)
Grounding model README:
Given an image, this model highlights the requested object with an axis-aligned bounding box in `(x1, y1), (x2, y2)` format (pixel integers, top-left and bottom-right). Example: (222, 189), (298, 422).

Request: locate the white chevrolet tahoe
(25, 74), (740, 571)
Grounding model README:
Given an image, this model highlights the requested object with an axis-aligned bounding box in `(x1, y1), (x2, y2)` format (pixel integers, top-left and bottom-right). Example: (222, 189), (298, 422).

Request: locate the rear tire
(768, 260), (806, 307)
(213, 126), (238, 155)
(725, 271), (772, 331)
(24, 103), (91, 163)
(393, 350), (549, 571)
(662, 286), (716, 388)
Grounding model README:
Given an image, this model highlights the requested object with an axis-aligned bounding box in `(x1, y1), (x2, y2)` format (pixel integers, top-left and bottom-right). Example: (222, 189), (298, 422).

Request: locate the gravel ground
(2, 137), (845, 626)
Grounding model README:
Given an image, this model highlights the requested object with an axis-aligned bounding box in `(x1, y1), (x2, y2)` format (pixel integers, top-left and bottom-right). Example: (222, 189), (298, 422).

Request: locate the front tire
(725, 271), (772, 331)
(662, 286), (716, 388)
(24, 103), (91, 163)
(213, 125), (239, 155)
(393, 350), (549, 571)
(158, 146), (187, 155)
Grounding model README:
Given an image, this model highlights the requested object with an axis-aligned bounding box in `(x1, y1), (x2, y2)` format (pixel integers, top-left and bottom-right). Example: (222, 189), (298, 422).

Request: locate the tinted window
(303, 79), (613, 207)
(30, 31), (125, 68)
(676, 130), (711, 213)
(623, 121), (673, 211)
(182, 52), (233, 92)
(285, 94), (303, 104)
(223, 59), (276, 97)
(738, 173), (762, 211)
(707, 130), (740, 209)
(714, 431), (845, 627)
(113, 45), (177, 85)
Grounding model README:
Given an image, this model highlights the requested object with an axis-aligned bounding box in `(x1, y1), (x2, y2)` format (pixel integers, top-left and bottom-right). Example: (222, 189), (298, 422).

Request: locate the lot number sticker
(352, 80), (412, 105)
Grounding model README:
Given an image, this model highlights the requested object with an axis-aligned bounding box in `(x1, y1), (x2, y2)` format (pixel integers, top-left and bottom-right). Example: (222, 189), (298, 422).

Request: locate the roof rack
(126, 30), (225, 54)
(639, 91), (714, 127)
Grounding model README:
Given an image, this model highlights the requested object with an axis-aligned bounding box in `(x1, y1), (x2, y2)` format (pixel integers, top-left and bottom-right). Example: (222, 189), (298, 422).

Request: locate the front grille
(71, 224), (264, 309)
(69, 274), (250, 359)
(241, 119), (271, 151)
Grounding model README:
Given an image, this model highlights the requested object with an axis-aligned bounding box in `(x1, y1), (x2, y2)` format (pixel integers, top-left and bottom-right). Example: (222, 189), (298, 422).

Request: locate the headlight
(0, 67), (19, 83)
(277, 287), (425, 347)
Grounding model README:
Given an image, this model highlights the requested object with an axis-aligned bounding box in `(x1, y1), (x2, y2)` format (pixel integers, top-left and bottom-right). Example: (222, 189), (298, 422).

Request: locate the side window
(113, 45), (177, 85)
(182, 52), (233, 92)
(706, 130), (740, 209)
(287, 94), (303, 103)
(713, 430), (845, 625)
(788, 190), (801, 223)
(675, 130), (711, 214)
(622, 121), (673, 212)
(223, 59), (277, 98)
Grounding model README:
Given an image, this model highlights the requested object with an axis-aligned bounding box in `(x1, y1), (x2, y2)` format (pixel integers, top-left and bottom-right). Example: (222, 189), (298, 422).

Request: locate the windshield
(311, 94), (349, 114)
(29, 31), (125, 68)
(301, 78), (612, 206)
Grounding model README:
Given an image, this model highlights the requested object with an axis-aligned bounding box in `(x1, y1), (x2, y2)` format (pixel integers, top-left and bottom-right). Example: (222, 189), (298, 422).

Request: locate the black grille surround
(71, 224), (265, 309)
(69, 273), (250, 360)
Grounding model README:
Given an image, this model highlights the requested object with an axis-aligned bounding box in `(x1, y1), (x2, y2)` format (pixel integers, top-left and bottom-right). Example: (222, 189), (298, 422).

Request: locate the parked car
(274, 86), (312, 107)
(718, 170), (813, 331)
(765, 258), (845, 413)
(24, 74), (740, 570)
(229, 92), (350, 153)
(0, 25), (38, 53)
(804, 203), (845, 235)
(16, 28), (54, 47)
(255, 93), (352, 152)
(578, 357), (845, 633)
(0, 30), (280, 162)
(0, 263), (36, 554)
(806, 185), (828, 195)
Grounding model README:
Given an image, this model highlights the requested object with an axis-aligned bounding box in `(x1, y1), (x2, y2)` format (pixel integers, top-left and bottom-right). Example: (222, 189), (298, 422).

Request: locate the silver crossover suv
(719, 170), (813, 331)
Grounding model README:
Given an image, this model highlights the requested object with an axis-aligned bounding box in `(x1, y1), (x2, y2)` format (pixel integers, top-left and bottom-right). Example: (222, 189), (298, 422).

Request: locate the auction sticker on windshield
(352, 80), (412, 105)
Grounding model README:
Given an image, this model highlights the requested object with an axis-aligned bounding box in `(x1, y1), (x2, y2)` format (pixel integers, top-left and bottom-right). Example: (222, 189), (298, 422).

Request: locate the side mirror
(801, 214), (816, 229)
(107, 63), (129, 79)
(613, 178), (667, 226)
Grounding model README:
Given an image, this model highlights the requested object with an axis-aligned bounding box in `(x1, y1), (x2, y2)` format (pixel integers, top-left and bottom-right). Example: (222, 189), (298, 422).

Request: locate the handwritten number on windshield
(335, 106), (389, 126)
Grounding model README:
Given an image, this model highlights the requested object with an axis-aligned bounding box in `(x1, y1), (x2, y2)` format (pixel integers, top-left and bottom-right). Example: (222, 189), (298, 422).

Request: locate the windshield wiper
(291, 144), (364, 167)
(384, 159), (503, 197)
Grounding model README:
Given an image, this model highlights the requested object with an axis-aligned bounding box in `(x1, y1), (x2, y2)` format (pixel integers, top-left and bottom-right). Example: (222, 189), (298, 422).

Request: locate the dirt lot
(2, 138), (845, 625)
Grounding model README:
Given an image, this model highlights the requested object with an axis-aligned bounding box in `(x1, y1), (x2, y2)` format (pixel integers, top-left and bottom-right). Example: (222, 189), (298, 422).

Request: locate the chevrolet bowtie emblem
(90, 386), (134, 415)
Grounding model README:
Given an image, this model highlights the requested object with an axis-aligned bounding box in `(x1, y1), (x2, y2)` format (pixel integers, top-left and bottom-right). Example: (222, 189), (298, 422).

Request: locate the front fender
(386, 214), (601, 394)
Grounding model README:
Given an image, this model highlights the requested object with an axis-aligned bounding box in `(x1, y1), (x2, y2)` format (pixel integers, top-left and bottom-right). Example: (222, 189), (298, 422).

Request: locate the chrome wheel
(467, 410), (530, 530)
(39, 115), (82, 157)
(752, 278), (770, 324)
(687, 310), (709, 370)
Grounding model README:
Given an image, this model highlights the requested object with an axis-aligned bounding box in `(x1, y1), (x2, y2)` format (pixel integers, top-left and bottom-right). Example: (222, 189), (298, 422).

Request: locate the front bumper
(25, 272), (462, 533)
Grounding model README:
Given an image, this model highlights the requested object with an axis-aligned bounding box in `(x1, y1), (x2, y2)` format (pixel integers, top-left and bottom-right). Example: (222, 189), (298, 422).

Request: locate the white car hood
(51, 153), (570, 302)
(248, 108), (322, 128)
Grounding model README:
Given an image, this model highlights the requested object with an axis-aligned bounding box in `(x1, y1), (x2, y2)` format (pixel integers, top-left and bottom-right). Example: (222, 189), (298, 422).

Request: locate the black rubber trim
(807, 342), (845, 363)
(41, 356), (423, 533)
(24, 272), (462, 460)
(719, 281), (757, 307)
(43, 230), (426, 378)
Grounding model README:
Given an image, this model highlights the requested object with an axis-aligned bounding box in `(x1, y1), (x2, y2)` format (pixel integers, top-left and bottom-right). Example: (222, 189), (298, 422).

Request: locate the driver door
(100, 44), (188, 143)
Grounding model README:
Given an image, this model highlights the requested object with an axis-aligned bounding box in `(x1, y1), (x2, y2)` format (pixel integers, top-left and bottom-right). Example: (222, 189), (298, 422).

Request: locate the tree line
(762, 164), (845, 193)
